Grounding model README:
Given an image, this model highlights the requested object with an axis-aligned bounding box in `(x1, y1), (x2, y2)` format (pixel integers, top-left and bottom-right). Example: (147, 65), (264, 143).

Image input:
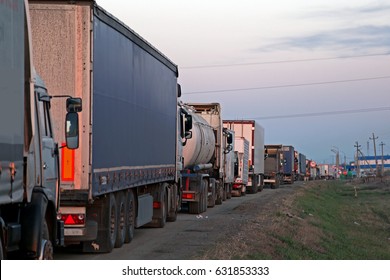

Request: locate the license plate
(64, 228), (84, 236)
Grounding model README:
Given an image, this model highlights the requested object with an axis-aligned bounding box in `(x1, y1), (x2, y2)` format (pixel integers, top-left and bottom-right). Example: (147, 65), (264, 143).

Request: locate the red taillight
(182, 193), (195, 200)
(153, 201), (161, 209)
(59, 214), (85, 225)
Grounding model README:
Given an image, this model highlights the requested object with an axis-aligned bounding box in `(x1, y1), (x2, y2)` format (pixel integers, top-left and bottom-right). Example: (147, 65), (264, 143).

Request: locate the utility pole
(380, 142), (385, 176)
(355, 141), (361, 177)
(370, 133), (380, 176)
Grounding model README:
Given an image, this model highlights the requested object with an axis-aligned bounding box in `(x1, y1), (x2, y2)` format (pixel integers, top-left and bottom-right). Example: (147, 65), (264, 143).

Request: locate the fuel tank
(182, 105), (215, 168)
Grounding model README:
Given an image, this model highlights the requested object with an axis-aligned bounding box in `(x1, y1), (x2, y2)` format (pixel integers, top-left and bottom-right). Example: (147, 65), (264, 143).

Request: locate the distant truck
(223, 120), (265, 193)
(264, 144), (284, 188)
(180, 103), (234, 213)
(282, 146), (295, 184)
(318, 164), (335, 180)
(294, 152), (307, 181)
(0, 0), (80, 259)
(306, 160), (318, 180)
(232, 137), (250, 196)
(29, 0), (182, 253)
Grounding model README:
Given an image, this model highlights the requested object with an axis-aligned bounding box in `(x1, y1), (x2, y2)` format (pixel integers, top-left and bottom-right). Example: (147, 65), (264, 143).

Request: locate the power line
(250, 107), (390, 120)
(183, 75), (390, 95)
(181, 53), (390, 70)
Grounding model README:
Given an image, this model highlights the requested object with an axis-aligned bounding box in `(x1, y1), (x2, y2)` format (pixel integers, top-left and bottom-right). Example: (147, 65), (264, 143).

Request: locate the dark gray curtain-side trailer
(29, 1), (180, 252)
(91, 6), (179, 197)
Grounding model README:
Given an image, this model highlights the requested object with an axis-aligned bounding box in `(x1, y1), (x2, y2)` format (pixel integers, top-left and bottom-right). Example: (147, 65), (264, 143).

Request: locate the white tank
(183, 109), (215, 168)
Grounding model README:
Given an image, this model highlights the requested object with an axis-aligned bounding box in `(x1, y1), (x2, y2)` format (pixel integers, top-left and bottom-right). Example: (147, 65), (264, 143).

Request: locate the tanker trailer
(180, 103), (233, 214)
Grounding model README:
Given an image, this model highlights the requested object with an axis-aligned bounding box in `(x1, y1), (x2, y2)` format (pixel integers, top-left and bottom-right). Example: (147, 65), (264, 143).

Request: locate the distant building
(350, 155), (390, 173)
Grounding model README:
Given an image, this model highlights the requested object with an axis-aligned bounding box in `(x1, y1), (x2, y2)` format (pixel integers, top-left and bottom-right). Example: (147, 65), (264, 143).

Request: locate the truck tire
(39, 220), (53, 260)
(115, 192), (126, 248)
(167, 184), (178, 222)
(124, 190), (135, 243)
(156, 189), (167, 228)
(274, 176), (280, 189)
(189, 180), (207, 214)
(0, 238), (3, 260)
(208, 179), (216, 208)
(241, 186), (246, 196)
(102, 194), (117, 253)
(201, 179), (208, 212)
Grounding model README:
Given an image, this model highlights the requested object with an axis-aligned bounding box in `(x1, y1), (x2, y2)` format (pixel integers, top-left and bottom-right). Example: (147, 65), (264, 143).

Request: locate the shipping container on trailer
(223, 120), (265, 193)
(282, 145), (295, 184)
(29, 0), (181, 253)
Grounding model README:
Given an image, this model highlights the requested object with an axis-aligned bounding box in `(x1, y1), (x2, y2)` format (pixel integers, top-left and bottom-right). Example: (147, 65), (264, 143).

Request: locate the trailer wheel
(156, 189), (167, 228)
(124, 190), (135, 243)
(39, 220), (53, 260)
(101, 194), (117, 253)
(115, 192), (126, 248)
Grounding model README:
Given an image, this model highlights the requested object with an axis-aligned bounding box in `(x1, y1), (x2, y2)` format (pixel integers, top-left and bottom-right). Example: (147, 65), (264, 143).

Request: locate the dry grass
(197, 181), (324, 259)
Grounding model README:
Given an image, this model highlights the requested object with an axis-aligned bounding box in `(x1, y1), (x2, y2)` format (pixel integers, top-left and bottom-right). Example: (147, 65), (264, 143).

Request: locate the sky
(97, 0), (390, 164)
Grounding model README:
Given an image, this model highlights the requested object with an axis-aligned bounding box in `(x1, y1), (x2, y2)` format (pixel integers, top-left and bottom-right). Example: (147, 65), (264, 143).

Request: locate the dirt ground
(197, 181), (316, 259)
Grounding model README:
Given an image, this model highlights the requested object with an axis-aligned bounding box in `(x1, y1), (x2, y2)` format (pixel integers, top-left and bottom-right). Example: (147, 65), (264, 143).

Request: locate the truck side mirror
(227, 133), (233, 144)
(65, 112), (79, 149)
(66, 97), (82, 113)
(185, 114), (192, 133)
(177, 84), (182, 98)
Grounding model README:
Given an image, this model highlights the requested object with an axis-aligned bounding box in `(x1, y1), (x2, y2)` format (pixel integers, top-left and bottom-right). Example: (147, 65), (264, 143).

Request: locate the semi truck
(282, 145), (295, 184)
(29, 0), (182, 253)
(264, 144), (284, 188)
(180, 103), (234, 214)
(232, 137), (250, 196)
(223, 120), (265, 193)
(0, 0), (80, 259)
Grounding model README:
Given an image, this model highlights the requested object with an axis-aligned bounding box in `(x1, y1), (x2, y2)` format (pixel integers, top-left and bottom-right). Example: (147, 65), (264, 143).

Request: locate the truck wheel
(201, 179), (208, 212)
(103, 194), (117, 252)
(274, 177), (280, 189)
(156, 189), (167, 228)
(208, 179), (216, 208)
(227, 184), (232, 199)
(0, 238), (3, 260)
(124, 190), (135, 243)
(167, 184), (178, 222)
(115, 192), (126, 248)
(39, 220), (53, 260)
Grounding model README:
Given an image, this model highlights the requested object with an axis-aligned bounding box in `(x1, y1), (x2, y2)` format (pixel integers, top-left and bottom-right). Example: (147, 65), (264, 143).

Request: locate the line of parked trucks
(0, 0), (319, 259)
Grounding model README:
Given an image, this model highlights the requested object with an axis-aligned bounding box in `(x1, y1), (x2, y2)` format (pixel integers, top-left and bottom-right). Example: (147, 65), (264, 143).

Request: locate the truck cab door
(37, 98), (59, 206)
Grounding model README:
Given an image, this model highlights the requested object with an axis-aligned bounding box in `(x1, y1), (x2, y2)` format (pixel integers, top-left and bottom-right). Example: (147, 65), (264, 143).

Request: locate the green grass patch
(280, 180), (390, 259)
